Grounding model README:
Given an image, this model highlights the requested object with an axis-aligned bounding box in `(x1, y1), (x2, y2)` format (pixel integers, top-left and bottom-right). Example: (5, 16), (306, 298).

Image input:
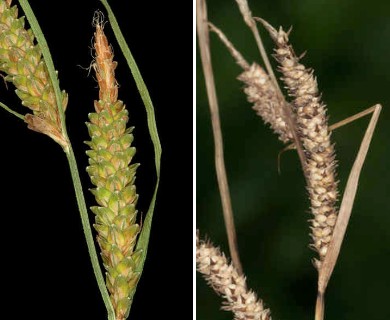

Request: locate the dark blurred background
(197, 0), (390, 319)
(0, 1), (192, 319)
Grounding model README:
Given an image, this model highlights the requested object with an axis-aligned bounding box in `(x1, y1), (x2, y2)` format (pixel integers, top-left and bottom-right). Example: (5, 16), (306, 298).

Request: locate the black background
(0, 1), (192, 318)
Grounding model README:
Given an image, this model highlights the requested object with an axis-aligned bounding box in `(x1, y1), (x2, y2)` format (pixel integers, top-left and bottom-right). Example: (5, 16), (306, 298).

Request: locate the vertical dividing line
(197, 0), (243, 274)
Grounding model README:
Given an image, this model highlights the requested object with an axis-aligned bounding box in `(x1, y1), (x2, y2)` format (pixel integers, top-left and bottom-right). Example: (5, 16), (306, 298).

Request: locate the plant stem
(234, 1), (309, 182)
(0, 101), (24, 120)
(197, 0), (243, 275)
(253, 17), (309, 178)
(251, 23), (280, 95)
(19, 1), (115, 318)
(315, 291), (324, 320)
(66, 146), (115, 320)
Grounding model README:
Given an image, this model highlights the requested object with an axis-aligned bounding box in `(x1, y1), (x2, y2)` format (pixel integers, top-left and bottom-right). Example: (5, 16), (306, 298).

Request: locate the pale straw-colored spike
(210, 23), (292, 144)
(197, 233), (272, 320)
(259, 18), (339, 267)
(238, 64), (293, 143)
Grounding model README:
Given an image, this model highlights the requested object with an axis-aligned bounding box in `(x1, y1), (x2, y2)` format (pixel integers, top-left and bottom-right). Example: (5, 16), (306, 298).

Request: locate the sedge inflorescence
(260, 20), (339, 265)
(85, 20), (141, 320)
(197, 233), (272, 320)
(211, 19), (339, 266)
(0, 0), (68, 148)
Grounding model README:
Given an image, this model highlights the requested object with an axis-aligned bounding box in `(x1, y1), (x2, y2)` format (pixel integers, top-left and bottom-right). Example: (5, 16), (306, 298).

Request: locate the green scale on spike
(86, 98), (141, 318)
(0, 2), (68, 114)
(0, 0), (68, 147)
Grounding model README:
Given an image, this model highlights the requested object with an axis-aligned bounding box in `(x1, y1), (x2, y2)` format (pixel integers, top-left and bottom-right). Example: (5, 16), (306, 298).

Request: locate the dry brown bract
(94, 19), (118, 106)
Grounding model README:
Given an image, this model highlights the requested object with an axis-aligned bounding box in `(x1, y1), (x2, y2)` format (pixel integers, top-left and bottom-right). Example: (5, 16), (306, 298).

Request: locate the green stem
(0, 101), (24, 120)
(19, 1), (115, 318)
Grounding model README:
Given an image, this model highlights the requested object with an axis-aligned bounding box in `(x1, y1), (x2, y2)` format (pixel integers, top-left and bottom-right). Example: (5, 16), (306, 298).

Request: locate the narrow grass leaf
(0, 101), (24, 120)
(100, 0), (162, 311)
(318, 104), (382, 294)
(19, 1), (115, 318)
(197, 0), (243, 274)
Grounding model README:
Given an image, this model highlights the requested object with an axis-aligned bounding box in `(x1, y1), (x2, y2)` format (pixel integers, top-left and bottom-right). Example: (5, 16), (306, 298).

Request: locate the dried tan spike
(259, 18), (339, 266)
(196, 233), (272, 320)
(209, 23), (292, 143)
(238, 64), (293, 143)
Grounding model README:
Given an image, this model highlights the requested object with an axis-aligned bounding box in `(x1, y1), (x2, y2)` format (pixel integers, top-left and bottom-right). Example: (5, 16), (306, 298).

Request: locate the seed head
(86, 18), (140, 320)
(260, 18), (339, 266)
(0, 0), (68, 148)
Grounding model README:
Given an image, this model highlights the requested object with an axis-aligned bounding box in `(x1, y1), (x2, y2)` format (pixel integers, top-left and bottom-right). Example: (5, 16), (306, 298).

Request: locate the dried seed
(316, 215), (327, 223)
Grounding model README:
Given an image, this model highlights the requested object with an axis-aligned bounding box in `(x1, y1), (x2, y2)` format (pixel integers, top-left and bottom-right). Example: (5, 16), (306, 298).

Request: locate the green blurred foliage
(196, 1), (390, 319)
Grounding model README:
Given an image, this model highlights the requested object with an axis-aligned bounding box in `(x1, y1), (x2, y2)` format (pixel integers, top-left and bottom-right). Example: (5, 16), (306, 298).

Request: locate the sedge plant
(0, 1), (161, 319)
(197, 0), (381, 319)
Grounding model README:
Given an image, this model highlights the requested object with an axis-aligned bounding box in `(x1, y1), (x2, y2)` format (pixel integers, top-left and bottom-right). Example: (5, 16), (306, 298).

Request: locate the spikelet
(0, 0), (68, 148)
(197, 233), (272, 320)
(260, 19), (339, 266)
(85, 19), (140, 320)
(238, 64), (293, 143)
(209, 23), (292, 144)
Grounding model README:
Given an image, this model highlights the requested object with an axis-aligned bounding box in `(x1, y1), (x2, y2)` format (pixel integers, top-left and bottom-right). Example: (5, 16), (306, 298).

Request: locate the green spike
(86, 22), (142, 320)
(0, 0), (67, 146)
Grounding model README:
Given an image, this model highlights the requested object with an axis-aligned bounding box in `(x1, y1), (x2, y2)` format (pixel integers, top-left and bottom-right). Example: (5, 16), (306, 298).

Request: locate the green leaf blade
(100, 0), (162, 313)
